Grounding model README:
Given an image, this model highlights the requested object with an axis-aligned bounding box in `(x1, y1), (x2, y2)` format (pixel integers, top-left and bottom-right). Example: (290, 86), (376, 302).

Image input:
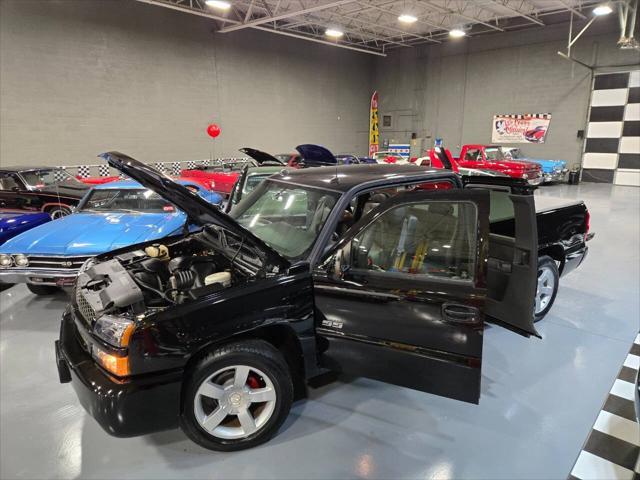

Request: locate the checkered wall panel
(154, 163), (166, 173)
(98, 165), (111, 177)
(77, 165), (91, 178)
(53, 168), (68, 182)
(583, 70), (640, 186)
(172, 162), (181, 175)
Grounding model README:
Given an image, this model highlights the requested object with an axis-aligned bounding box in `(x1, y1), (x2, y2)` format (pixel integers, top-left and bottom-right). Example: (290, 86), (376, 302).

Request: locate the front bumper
(56, 310), (182, 437)
(0, 267), (79, 286)
(526, 175), (544, 186)
(543, 169), (569, 183)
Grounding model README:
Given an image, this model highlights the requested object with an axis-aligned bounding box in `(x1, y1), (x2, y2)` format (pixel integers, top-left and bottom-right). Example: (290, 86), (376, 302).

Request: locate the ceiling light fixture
(593, 4), (612, 15)
(398, 14), (418, 24)
(449, 28), (466, 38)
(325, 28), (344, 38)
(205, 0), (231, 10)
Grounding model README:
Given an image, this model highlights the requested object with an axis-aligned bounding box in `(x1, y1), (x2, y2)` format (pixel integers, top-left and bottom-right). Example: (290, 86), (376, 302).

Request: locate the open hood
(99, 152), (289, 270)
(295, 144), (337, 167)
(239, 147), (285, 166)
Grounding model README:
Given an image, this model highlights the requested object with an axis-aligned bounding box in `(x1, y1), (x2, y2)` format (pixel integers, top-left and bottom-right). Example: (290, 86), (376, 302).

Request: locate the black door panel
(314, 189), (490, 404)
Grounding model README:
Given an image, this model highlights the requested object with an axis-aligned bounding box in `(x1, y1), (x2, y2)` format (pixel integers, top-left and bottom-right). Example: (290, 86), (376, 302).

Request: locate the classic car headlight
(13, 254), (29, 267)
(0, 255), (12, 268)
(93, 314), (135, 348)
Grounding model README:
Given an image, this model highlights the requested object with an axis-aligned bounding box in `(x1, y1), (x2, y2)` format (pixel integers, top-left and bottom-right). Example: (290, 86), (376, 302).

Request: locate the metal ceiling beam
(135, 0), (241, 24)
(251, 25), (387, 55)
(421, 1), (505, 32)
(218, 0), (358, 33)
(488, 0), (545, 26)
(555, 0), (587, 20)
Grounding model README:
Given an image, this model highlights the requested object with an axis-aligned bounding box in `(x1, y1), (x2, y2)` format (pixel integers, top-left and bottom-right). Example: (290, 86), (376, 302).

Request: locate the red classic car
(180, 162), (246, 197)
(455, 144), (543, 184)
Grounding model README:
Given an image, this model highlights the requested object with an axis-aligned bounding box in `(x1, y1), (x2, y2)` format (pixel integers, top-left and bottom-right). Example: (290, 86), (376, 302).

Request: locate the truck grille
(75, 287), (96, 325)
(27, 256), (89, 269)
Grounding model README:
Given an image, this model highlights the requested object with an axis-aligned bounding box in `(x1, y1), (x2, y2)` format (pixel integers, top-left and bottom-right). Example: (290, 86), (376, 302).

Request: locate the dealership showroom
(1, 0), (640, 479)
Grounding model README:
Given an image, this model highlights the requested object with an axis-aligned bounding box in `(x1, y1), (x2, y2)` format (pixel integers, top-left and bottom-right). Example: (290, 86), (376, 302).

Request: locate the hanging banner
(368, 91), (379, 157)
(492, 113), (552, 144)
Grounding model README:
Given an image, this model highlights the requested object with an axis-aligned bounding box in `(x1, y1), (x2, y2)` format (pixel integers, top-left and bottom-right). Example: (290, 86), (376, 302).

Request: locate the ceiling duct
(618, 0), (639, 50)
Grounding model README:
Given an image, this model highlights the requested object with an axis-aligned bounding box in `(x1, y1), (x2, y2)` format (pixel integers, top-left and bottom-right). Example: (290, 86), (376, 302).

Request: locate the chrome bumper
(527, 176), (544, 186)
(543, 169), (568, 183)
(0, 267), (79, 286)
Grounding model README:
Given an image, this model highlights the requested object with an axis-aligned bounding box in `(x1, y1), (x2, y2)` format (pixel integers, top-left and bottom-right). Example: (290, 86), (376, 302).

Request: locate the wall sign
(492, 113), (552, 144)
(369, 91), (379, 157)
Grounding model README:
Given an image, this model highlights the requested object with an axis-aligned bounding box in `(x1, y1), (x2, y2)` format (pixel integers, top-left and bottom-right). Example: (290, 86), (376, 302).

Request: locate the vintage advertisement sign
(492, 113), (552, 144)
(368, 91), (379, 157)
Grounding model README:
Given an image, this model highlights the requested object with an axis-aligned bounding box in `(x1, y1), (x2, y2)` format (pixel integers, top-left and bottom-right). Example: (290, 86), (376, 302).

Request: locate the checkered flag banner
(186, 161), (197, 170)
(495, 113), (552, 119)
(154, 162), (167, 173)
(98, 165), (111, 177)
(77, 165), (91, 178)
(53, 167), (68, 182)
(172, 162), (181, 176)
(202, 159), (210, 166)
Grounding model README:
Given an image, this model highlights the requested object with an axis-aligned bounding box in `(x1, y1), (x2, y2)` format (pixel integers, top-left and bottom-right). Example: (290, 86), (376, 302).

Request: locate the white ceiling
(137, 0), (606, 56)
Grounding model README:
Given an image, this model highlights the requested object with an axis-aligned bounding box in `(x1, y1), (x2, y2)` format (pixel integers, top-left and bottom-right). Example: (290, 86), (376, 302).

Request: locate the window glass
(0, 173), (22, 191)
(351, 201), (477, 281)
(21, 169), (81, 187)
(80, 189), (177, 213)
(464, 149), (481, 161)
(485, 148), (504, 161)
(488, 190), (515, 223)
(232, 181), (339, 260)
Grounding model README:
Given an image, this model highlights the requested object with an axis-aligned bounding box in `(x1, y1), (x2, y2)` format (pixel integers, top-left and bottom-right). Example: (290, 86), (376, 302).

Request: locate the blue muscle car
(0, 180), (222, 294)
(0, 212), (51, 245)
(503, 147), (568, 183)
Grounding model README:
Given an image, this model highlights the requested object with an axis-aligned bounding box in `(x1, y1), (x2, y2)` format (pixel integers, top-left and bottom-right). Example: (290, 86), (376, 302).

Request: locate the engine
(75, 239), (237, 321)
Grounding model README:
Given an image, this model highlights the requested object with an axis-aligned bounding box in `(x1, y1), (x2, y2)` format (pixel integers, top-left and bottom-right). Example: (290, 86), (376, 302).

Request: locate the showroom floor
(0, 182), (638, 480)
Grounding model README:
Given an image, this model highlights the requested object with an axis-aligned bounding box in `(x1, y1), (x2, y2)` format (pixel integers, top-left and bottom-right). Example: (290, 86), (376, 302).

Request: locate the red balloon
(206, 124), (221, 138)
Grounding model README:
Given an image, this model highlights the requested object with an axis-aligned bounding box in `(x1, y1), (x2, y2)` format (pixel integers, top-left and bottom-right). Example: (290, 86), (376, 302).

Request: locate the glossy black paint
(0, 167), (88, 213)
(57, 162), (588, 439)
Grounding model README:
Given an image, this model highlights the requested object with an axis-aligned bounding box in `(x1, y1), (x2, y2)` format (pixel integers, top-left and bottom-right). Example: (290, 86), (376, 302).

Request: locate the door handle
(442, 303), (481, 325)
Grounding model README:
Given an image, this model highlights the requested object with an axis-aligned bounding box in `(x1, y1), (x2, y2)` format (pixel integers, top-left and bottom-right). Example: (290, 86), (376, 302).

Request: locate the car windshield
(485, 148), (504, 161)
(243, 173), (272, 196)
(508, 149), (522, 159)
(21, 169), (82, 188)
(80, 188), (178, 213)
(231, 180), (340, 260)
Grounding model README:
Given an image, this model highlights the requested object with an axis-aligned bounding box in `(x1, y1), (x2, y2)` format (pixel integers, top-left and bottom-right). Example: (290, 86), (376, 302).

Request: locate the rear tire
(180, 339), (293, 451)
(534, 255), (559, 322)
(27, 284), (60, 295)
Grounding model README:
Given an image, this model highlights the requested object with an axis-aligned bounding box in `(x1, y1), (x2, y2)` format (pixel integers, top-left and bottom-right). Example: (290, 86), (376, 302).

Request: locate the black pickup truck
(56, 154), (591, 452)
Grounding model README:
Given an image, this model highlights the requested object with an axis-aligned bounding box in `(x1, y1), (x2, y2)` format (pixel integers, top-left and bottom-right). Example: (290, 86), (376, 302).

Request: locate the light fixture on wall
(325, 28), (344, 38)
(449, 28), (466, 38)
(593, 4), (613, 15)
(398, 14), (418, 24)
(205, 0), (231, 10)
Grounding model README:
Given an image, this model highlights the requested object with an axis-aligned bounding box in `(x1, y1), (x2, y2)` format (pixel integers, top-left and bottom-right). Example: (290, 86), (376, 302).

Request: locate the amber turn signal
(95, 348), (129, 377)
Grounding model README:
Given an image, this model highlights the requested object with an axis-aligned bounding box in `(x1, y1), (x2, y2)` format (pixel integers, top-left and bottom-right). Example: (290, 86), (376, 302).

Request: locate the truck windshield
(231, 180), (340, 260)
(80, 189), (178, 213)
(485, 148), (505, 161)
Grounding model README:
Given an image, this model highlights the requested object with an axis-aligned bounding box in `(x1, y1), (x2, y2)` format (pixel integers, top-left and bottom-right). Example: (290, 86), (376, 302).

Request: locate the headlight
(521, 173), (528, 179)
(93, 314), (135, 348)
(0, 255), (12, 267)
(14, 254), (29, 267)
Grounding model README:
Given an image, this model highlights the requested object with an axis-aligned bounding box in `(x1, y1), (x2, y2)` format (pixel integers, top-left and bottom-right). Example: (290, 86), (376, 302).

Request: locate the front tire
(180, 340), (293, 451)
(27, 284), (60, 295)
(534, 256), (559, 322)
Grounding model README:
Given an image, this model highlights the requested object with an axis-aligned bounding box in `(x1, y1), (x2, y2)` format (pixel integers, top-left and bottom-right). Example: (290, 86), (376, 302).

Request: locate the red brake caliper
(246, 374), (260, 389)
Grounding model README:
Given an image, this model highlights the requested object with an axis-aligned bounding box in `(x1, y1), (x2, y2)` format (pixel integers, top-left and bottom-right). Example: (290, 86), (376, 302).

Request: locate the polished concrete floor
(1, 183), (638, 479)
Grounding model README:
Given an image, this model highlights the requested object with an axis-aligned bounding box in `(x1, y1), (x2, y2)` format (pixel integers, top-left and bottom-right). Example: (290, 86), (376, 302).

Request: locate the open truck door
(463, 176), (539, 338)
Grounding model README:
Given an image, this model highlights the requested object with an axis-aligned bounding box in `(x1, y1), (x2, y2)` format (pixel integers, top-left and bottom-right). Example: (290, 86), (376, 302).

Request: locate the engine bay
(75, 233), (247, 321)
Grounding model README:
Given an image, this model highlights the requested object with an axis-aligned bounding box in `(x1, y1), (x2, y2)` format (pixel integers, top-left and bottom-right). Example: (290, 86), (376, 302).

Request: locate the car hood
(239, 147), (285, 166)
(295, 144), (337, 166)
(524, 158), (566, 169)
(100, 152), (289, 269)
(0, 212), (186, 256)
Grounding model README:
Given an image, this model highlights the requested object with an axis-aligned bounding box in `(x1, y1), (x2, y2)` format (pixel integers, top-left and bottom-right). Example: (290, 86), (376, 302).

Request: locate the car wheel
(27, 284), (60, 295)
(47, 206), (72, 220)
(534, 255), (559, 322)
(181, 339), (293, 451)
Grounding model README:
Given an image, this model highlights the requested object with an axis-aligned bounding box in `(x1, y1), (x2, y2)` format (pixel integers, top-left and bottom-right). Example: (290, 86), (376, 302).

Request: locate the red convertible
(180, 161), (245, 198)
(455, 144), (543, 185)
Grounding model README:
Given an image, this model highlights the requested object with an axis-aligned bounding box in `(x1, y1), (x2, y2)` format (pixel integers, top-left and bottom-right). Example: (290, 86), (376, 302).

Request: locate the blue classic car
(503, 147), (568, 183)
(0, 212), (51, 245)
(0, 180), (222, 294)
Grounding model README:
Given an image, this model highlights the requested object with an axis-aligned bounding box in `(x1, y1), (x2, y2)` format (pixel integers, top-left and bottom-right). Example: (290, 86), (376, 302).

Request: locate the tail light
(585, 209), (590, 235)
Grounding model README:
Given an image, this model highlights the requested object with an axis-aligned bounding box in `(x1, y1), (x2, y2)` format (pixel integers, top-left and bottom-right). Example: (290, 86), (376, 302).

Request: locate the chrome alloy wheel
(193, 365), (277, 440)
(535, 264), (556, 314)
